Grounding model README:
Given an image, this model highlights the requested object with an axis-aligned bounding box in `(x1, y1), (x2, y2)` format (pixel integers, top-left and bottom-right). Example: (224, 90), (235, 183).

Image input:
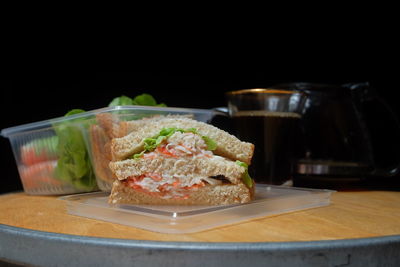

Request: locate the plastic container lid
(1, 105), (221, 137)
(61, 184), (335, 234)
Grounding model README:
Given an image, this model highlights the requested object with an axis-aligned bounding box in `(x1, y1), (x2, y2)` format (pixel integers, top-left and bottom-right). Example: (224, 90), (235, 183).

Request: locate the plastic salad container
(1, 109), (106, 195)
(2, 106), (227, 195)
(81, 105), (228, 191)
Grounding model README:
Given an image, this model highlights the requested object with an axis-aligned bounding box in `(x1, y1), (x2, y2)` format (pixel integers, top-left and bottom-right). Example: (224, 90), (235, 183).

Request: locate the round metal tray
(1, 224), (399, 267)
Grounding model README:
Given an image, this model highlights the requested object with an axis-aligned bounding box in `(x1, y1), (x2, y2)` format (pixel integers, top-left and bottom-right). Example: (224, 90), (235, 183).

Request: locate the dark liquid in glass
(233, 111), (303, 185)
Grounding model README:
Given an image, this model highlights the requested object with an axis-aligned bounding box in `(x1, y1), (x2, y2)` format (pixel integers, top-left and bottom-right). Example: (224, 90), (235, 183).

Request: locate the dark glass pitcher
(270, 82), (400, 189)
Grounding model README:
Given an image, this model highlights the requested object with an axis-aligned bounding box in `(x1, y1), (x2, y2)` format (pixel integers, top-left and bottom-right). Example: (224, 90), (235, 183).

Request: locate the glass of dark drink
(226, 89), (306, 186)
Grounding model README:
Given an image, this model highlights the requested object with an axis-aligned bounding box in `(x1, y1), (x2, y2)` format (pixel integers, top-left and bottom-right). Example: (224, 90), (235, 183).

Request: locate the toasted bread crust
(109, 179), (253, 205)
(89, 114), (136, 185)
(111, 117), (254, 164)
(96, 113), (131, 139)
(89, 125), (117, 184)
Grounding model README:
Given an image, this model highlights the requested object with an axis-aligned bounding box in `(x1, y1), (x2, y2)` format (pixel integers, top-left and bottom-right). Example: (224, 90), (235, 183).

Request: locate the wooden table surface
(0, 190), (399, 243)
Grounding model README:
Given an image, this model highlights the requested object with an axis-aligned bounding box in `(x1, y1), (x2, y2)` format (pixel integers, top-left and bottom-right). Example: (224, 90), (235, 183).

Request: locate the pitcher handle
(212, 107), (229, 114)
(346, 82), (400, 177)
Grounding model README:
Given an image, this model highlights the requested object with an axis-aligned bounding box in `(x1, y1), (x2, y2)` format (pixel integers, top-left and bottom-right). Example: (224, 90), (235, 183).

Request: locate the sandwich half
(108, 116), (255, 205)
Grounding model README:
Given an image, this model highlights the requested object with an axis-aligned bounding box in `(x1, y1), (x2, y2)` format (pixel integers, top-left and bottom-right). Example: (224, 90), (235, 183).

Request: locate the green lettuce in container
(108, 93), (167, 120)
(108, 93), (166, 107)
(53, 109), (98, 191)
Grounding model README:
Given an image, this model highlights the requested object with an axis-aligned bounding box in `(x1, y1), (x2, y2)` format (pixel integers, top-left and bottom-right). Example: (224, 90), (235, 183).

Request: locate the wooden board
(0, 191), (399, 242)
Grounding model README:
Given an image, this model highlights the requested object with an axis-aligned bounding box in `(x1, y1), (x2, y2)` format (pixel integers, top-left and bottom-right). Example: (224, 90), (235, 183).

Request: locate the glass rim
(226, 88), (300, 95)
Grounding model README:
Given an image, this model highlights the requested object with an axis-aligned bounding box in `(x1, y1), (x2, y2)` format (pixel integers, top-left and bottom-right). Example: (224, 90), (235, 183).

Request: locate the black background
(1, 72), (399, 193)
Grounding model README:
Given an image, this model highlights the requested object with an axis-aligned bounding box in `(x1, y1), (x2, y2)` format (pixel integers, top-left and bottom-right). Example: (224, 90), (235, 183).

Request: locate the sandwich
(108, 116), (255, 205)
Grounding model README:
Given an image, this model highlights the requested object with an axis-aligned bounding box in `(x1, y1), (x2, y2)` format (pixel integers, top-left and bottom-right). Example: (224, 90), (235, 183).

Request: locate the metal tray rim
(2, 223), (400, 267)
(2, 223), (399, 250)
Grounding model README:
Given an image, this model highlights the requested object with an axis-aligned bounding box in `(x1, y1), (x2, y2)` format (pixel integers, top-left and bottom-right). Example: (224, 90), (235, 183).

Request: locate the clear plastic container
(60, 184), (335, 234)
(1, 106), (227, 195)
(1, 110), (102, 195)
(81, 106), (227, 191)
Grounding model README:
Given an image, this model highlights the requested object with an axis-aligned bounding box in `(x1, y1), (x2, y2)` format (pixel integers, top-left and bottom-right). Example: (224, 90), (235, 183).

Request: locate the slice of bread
(89, 113), (133, 184)
(109, 179), (253, 205)
(109, 156), (245, 184)
(96, 113), (129, 139)
(111, 117), (254, 164)
(89, 124), (117, 183)
(97, 113), (194, 139)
